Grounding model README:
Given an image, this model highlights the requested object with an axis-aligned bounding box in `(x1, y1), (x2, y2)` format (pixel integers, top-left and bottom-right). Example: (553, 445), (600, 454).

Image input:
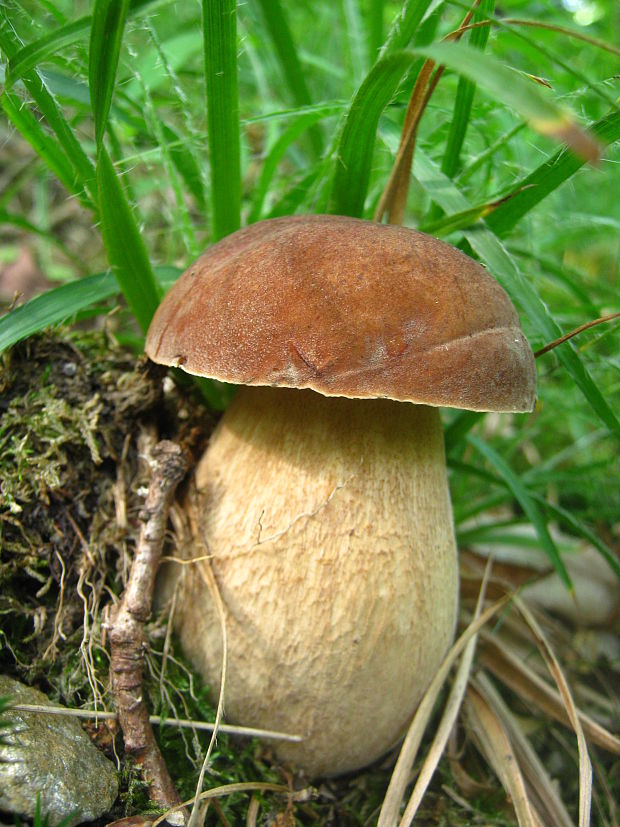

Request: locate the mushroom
(146, 215), (536, 777)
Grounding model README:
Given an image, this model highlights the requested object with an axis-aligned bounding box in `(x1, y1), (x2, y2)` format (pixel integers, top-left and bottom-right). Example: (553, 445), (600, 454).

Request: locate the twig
(108, 439), (188, 810)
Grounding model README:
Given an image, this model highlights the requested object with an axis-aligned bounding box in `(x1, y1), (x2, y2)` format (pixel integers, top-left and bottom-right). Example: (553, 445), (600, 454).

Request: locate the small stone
(0, 676), (118, 825)
(61, 361), (77, 377)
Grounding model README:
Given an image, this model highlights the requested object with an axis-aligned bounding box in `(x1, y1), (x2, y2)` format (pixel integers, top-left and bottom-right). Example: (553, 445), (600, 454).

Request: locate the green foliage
(0, 0), (617, 582)
(0, 10), (618, 522)
(0, 9), (619, 820)
(202, 0), (241, 241)
(89, 0), (130, 151)
(328, 49), (418, 216)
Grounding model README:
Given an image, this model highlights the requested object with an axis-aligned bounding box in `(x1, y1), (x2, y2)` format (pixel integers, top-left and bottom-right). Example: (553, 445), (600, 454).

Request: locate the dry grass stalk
(377, 594), (510, 827)
(185, 492), (230, 827)
(372, 58), (436, 225)
(8, 703), (302, 741)
(373, 1), (482, 225)
(245, 795), (260, 827)
(463, 683), (541, 827)
(479, 634), (620, 754)
(151, 782), (297, 827)
(395, 558), (494, 826)
(472, 671), (575, 827)
(513, 597), (593, 827)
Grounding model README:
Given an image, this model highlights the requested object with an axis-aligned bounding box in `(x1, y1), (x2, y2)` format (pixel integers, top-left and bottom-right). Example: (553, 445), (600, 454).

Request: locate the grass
(0, 0), (619, 824)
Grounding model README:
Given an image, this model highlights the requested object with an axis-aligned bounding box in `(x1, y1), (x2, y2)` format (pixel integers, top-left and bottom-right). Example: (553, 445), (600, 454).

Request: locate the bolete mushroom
(146, 215), (536, 777)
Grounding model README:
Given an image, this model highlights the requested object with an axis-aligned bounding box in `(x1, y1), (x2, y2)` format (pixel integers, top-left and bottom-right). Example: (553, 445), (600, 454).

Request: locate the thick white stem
(169, 386), (458, 777)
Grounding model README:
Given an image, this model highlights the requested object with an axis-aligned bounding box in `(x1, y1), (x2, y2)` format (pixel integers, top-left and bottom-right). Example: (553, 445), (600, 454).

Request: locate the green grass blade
(441, 0), (493, 179)
(328, 50), (416, 217)
(5, 0), (166, 85)
(5, 16), (89, 87)
(328, 29), (604, 219)
(532, 496), (620, 581)
(380, 0), (432, 56)
(498, 19), (619, 111)
(467, 434), (572, 589)
(255, 0), (322, 156)
(248, 104), (342, 223)
(0, 273), (118, 354)
(420, 197), (506, 236)
(414, 149), (620, 440)
(6, 0), (168, 88)
(542, 340), (620, 441)
(145, 100), (199, 258)
(141, 20), (207, 215)
(456, 519), (553, 550)
(40, 68), (93, 107)
(510, 249), (600, 316)
(456, 122), (527, 184)
(163, 124), (207, 213)
(485, 111), (620, 237)
(244, 101), (347, 126)
(267, 165), (327, 218)
(0, 14), (97, 203)
(414, 40), (600, 161)
(202, 0), (241, 241)
(123, 29), (203, 100)
(0, 91), (84, 202)
(89, 0), (129, 150)
(341, 0), (366, 80)
(96, 147), (160, 333)
(444, 410), (484, 455)
(0, 265), (181, 355)
(365, 0), (384, 65)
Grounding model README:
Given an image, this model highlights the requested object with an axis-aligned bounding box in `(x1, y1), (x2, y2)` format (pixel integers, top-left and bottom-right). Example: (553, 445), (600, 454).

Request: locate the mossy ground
(1, 329), (618, 826)
(1, 330), (164, 686)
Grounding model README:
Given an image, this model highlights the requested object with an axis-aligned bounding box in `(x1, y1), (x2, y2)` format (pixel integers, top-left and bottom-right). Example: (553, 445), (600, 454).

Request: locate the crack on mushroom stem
(254, 462), (363, 548)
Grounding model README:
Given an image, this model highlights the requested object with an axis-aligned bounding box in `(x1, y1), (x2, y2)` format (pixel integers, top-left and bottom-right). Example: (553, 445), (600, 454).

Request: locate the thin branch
(108, 439), (188, 810)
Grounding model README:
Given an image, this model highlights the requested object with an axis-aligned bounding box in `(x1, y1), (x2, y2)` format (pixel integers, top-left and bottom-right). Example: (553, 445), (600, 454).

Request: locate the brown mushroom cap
(146, 215), (536, 412)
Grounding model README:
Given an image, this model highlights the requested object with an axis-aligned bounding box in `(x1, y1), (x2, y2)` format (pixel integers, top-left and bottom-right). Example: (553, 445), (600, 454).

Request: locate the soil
(0, 329), (216, 821)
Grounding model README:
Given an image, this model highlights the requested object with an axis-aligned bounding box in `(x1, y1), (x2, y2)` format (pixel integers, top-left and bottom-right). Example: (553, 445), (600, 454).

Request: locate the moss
(0, 329), (202, 697)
